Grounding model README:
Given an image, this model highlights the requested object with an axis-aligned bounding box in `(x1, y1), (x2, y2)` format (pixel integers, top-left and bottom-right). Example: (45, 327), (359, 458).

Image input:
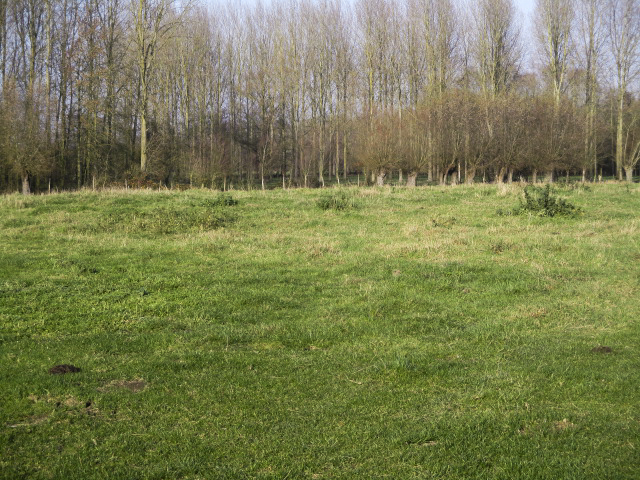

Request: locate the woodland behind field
(1, 0), (639, 194)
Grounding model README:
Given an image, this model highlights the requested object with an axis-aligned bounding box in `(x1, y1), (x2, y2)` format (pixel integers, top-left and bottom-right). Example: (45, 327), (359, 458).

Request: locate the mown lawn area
(1, 183), (639, 479)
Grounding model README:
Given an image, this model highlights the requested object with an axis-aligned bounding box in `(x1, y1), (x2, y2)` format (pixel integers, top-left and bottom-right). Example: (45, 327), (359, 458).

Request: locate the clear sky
(516, 0), (536, 19)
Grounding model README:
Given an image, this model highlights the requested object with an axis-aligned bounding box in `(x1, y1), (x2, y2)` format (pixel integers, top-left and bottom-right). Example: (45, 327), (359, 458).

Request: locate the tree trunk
(624, 167), (633, 182)
(140, 108), (147, 172)
(465, 167), (476, 184)
(532, 169), (538, 183)
(616, 97), (624, 181)
(22, 173), (31, 195)
(495, 166), (507, 184)
(507, 168), (513, 184)
(406, 171), (417, 187)
(376, 170), (386, 186)
(343, 137), (347, 180)
(438, 166), (449, 185)
(545, 169), (554, 183)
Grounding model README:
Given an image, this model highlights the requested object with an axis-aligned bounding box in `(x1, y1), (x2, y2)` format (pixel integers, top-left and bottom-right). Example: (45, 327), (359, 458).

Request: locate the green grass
(1, 183), (639, 479)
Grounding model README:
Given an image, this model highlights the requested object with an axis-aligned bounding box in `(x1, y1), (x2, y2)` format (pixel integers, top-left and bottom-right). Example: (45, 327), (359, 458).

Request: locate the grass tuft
(94, 208), (230, 235)
(316, 189), (359, 211)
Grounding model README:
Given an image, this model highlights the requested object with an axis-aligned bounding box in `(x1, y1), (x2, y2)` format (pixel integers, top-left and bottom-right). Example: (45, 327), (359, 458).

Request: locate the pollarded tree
(523, 94), (584, 179)
(398, 108), (429, 186)
(489, 92), (530, 183)
(355, 110), (399, 185)
(459, 91), (493, 183)
(431, 92), (466, 184)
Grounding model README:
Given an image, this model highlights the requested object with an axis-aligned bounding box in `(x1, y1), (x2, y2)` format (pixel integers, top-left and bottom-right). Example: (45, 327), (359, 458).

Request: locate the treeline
(1, 0), (639, 194)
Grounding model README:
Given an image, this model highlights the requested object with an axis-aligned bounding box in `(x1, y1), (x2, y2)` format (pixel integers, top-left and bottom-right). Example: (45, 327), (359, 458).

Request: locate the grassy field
(1, 183), (639, 479)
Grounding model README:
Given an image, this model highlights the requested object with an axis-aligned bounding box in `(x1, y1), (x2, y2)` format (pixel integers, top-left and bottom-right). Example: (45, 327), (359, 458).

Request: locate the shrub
(204, 193), (238, 207)
(498, 185), (581, 217)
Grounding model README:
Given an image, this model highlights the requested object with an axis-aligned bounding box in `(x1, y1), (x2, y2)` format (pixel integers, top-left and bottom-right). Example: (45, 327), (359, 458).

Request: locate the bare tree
(0, 78), (48, 194)
(618, 98), (640, 179)
(534, 0), (574, 103)
(608, 0), (640, 181)
(534, 0), (574, 181)
(471, 0), (522, 96)
(417, 0), (459, 96)
(576, 0), (606, 180)
(131, 0), (181, 172)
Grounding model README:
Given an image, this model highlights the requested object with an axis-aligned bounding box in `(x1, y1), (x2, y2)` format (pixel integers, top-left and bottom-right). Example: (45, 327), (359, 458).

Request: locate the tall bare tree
(534, 0), (574, 181)
(608, 0), (640, 181)
(471, 0), (522, 96)
(576, 0), (606, 180)
(131, 0), (178, 172)
(534, 0), (574, 103)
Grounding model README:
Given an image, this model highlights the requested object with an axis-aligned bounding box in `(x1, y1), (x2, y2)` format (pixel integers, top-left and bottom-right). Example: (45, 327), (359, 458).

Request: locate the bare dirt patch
(48, 364), (81, 375)
(591, 346), (613, 354)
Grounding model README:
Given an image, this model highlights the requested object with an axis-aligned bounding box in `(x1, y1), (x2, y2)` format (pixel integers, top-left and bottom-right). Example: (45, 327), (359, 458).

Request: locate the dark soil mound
(48, 364), (82, 375)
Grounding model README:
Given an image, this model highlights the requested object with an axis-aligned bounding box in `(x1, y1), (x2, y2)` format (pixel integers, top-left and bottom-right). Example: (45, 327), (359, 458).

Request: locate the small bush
(499, 185), (581, 218)
(204, 193), (238, 207)
(316, 190), (358, 211)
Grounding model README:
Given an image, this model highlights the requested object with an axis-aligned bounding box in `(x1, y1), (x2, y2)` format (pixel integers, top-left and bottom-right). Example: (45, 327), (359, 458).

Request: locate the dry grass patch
(553, 418), (577, 432)
(98, 379), (147, 393)
(7, 414), (50, 428)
